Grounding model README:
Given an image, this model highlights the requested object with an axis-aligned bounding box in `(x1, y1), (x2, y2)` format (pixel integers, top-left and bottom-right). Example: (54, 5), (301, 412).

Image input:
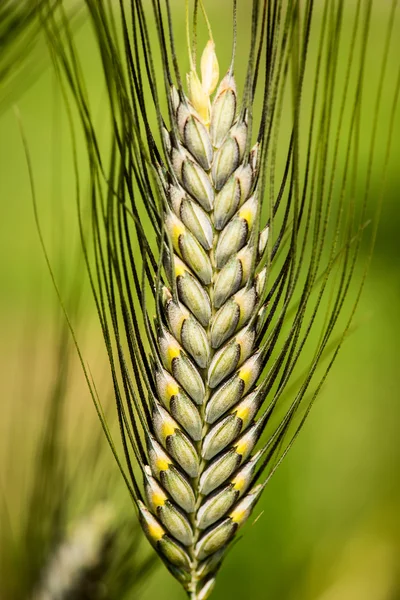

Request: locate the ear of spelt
(40, 0), (400, 598)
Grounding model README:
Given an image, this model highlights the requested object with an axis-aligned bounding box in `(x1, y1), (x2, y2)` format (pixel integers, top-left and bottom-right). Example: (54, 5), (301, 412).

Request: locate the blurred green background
(1, 1), (400, 599)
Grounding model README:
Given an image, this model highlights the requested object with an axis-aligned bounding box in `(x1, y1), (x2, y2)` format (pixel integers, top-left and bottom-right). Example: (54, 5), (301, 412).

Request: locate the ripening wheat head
(42, 0), (400, 598)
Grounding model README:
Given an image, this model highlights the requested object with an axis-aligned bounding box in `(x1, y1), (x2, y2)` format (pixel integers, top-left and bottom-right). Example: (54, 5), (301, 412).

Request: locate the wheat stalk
(39, 0), (400, 598)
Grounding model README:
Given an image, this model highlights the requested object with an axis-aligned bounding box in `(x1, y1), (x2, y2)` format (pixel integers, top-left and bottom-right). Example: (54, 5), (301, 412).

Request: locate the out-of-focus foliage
(0, 10), (157, 589)
(0, 0), (83, 114)
(0, 229), (157, 599)
(0, 1), (399, 599)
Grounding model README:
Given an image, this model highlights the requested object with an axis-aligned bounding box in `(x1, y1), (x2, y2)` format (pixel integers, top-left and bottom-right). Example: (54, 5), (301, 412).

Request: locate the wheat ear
(136, 43), (270, 599)
(40, 0), (400, 598)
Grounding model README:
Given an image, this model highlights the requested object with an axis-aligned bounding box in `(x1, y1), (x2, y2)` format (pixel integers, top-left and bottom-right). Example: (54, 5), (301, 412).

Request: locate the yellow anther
(151, 489), (167, 508)
(235, 404), (250, 423)
(234, 438), (250, 458)
(156, 456), (171, 472)
(171, 220), (186, 245)
(166, 381), (179, 399)
(161, 418), (176, 440)
(232, 474), (246, 492)
(230, 506), (246, 525)
(174, 261), (187, 277)
(148, 521), (164, 541)
(238, 365), (252, 388)
(166, 342), (180, 367)
(238, 207), (254, 228)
